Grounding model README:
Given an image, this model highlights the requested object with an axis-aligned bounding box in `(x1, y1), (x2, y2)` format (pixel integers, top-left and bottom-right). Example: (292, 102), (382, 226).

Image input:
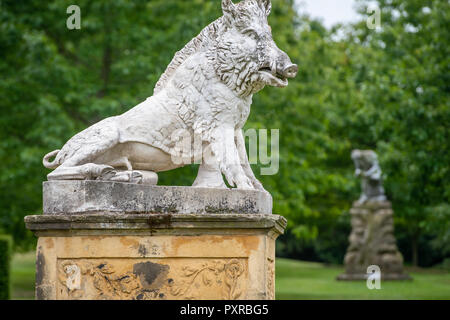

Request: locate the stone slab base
(25, 213), (286, 300)
(339, 201), (411, 281)
(43, 181), (272, 215)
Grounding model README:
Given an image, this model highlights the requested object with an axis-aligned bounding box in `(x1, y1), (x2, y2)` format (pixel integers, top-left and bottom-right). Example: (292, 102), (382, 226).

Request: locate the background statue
(338, 149), (410, 281)
(351, 150), (387, 204)
(42, 0), (297, 190)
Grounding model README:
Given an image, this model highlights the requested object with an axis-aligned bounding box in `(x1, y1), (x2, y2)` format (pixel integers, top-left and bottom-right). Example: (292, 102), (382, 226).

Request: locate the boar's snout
(281, 64), (298, 79)
(276, 49), (298, 79)
(258, 42), (298, 88)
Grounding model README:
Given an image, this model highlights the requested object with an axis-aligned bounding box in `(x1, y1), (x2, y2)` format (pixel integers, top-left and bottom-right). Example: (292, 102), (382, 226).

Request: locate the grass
(11, 252), (36, 300)
(276, 258), (450, 300)
(9, 253), (450, 300)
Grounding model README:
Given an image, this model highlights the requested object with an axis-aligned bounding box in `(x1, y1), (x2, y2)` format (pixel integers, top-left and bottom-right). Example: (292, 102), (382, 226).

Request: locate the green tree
(345, 0), (450, 265)
(0, 0), (447, 267)
(0, 0), (222, 249)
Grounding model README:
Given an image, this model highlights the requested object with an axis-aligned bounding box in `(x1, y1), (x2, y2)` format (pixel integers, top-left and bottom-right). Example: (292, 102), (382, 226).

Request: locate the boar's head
(213, 0), (298, 96)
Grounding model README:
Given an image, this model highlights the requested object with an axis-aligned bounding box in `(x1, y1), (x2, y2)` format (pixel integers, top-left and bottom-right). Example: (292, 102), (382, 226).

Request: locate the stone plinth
(337, 201), (411, 281)
(43, 181), (273, 215)
(25, 181), (286, 300)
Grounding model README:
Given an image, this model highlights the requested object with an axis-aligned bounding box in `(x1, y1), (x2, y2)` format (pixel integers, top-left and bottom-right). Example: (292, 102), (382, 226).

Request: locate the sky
(296, 0), (360, 28)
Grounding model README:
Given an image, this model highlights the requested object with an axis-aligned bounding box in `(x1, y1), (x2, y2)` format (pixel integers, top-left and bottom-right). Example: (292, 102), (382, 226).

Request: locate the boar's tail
(43, 150), (61, 169)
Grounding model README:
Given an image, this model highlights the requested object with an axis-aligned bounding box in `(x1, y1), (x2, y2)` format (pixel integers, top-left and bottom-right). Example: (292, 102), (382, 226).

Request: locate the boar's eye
(242, 28), (259, 40)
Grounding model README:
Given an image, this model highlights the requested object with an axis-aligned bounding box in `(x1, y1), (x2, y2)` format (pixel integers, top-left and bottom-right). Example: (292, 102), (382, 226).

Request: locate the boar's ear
(259, 0), (272, 16)
(222, 0), (237, 19)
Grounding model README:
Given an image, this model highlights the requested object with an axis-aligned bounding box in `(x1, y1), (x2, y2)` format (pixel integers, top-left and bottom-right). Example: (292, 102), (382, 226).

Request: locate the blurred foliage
(0, 0), (448, 266)
(345, 0), (450, 265)
(0, 234), (12, 299)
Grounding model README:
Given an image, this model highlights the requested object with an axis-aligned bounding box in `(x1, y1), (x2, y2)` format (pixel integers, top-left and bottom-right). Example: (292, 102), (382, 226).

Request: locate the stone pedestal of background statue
(25, 181), (286, 300)
(337, 201), (410, 281)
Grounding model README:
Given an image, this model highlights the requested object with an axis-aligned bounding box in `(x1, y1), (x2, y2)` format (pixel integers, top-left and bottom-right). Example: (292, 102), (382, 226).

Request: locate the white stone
(43, 180), (273, 215)
(42, 0), (297, 192)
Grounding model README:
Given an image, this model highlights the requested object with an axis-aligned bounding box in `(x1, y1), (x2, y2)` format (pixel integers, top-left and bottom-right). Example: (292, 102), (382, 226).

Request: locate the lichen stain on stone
(138, 244), (147, 256)
(36, 247), (46, 299)
(44, 238), (54, 249)
(235, 235), (260, 254)
(86, 236), (107, 242)
(36, 286), (46, 301)
(120, 237), (139, 248)
(147, 214), (172, 235)
(133, 261), (169, 290)
(36, 248), (45, 286)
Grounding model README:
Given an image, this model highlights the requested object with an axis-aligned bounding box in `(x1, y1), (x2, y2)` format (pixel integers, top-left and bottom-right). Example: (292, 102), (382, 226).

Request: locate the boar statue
(351, 150), (387, 204)
(43, 0), (297, 190)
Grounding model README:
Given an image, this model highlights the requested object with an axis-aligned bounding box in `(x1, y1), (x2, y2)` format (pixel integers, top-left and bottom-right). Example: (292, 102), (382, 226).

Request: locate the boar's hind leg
(47, 163), (114, 181)
(98, 170), (158, 185)
(47, 141), (117, 181)
(139, 171), (158, 185)
(105, 156), (132, 171)
(96, 157), (157, 185)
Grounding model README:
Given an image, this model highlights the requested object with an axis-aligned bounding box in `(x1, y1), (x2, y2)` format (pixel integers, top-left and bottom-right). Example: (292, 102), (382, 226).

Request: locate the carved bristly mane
(154, 17), (226, 94)
(154, 0), (271, 97)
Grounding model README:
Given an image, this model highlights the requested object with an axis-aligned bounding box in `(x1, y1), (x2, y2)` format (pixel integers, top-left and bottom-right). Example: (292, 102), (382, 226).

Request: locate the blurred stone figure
(338, 150), (410, 281)
(351, 150), (386, 204)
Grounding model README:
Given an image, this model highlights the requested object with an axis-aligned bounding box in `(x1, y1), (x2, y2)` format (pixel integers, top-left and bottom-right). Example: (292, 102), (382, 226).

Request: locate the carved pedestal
(337, 201), (411, 281)
(25, 181), (286, 300)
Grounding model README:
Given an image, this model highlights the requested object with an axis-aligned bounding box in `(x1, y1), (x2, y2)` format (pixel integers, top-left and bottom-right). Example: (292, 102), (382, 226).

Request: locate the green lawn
(10, 253), (450, 300)
(11, 252), (36, 300)
(276, 258), (450, 300)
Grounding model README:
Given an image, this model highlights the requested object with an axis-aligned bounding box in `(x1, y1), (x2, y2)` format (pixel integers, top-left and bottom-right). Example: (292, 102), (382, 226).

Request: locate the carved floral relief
(58, 258), (247, 300)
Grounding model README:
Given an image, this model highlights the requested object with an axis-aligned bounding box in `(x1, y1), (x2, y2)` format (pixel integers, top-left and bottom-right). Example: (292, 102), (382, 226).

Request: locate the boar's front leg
(235, 129), (266, 191)
(209, 126), (253, 190)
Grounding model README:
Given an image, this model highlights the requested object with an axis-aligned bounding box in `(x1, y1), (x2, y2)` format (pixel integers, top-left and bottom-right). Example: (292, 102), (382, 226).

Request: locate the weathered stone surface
(30, 0), (296, 299)
(42, 0), (297, 192)
(43, 180), (273, 215)
(25, 213), (286, 236)
(337, 201), (411, 281)
(26, 213), (286, 300)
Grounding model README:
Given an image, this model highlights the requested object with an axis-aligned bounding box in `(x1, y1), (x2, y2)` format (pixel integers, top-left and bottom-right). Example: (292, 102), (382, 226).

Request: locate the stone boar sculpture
(43, 0), (298, 190)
